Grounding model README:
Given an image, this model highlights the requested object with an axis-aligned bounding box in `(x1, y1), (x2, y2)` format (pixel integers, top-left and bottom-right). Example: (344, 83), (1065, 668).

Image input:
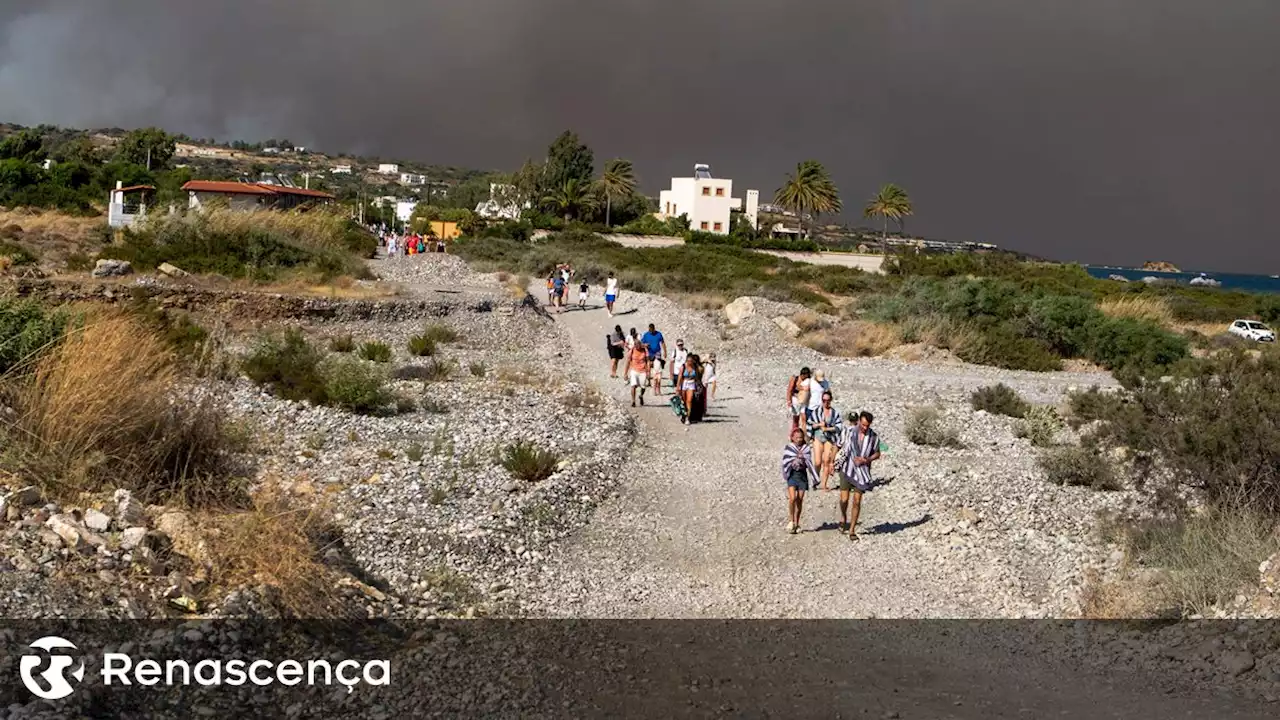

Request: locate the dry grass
(209, 488), (338, 616)
(790, 309), (829, 333)
(1099, 296), (1174, 326)
(176, 208), (352, 255)
(561, 387), (607, 415)
(496, 364), (548, 386)
(676, 293), (728, 311)
(255, 276), (402, 300)
(3, 312), (241, 504)
(0, 208), (106, 268)
(801, 321), (901, 357)
(1077, 567), (1157, 619)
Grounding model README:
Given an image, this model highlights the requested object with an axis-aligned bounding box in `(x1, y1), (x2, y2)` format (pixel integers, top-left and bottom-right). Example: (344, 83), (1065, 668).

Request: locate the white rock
(723, 297), (756, 326)
(120, 527), (148, 551)
(772, 316), (802, 338)
(83, 508), (111, 532)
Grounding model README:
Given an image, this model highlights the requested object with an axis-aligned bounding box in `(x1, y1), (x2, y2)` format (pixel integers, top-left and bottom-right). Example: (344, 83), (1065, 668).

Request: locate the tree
(773, 160), (842, 238)
(864, 183), (913, 239)
(115, 127), (175, 170)
(541, 178), (598, 222)
(0, 130), (44, 163)
(598, 158), (636, 228)
(541, 131), (594, 196)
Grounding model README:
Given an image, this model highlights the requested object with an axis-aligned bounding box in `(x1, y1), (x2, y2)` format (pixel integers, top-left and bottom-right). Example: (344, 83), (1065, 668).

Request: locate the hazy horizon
(3, 0), (1278, 273)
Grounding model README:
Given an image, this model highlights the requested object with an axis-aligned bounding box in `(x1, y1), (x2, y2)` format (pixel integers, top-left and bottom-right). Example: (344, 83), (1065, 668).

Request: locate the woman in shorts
(678, 354), (700, 425)
(781, 427), (819, 534)
(607, 324), (626, 378)
(604, 272), (619, 317)
(811, 390), (842, 491)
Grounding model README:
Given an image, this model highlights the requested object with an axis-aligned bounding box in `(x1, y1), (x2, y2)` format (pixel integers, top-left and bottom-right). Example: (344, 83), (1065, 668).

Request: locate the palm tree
(541, 178), (598, 223)
(773, 160), (842, 238)
(864, 183), (913, 239)
(598, 158), (636, 228)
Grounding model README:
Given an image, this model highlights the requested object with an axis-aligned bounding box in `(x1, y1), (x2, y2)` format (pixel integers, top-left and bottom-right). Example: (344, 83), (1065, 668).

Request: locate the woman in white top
(702, 353), (718, 401)
(807, 369), (830, 420)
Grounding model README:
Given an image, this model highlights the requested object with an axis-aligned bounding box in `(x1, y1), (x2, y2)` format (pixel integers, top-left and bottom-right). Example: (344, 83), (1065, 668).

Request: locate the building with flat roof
(657, 164), (753, 235)
(181, 180), (335, 211)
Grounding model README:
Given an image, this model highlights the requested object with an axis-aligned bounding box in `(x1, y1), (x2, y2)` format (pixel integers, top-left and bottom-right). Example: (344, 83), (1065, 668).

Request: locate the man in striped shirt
(837, 411), (881, 542)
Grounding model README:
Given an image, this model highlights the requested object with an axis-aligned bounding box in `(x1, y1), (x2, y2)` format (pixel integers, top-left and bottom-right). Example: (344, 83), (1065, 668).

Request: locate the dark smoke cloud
(3, 0), (1279, 272)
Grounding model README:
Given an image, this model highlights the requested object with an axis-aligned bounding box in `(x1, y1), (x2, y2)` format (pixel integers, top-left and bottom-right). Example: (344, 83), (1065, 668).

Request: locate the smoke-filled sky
(2, 0), (1278, 272)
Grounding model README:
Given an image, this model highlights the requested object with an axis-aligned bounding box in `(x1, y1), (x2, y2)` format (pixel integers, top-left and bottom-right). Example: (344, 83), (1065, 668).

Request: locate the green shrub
(1038, 445), (1120, 490)
(1089, 351), (1280, 514)
(328, 334), (355, 353)
(322, 358), (392, 415)
(1084, 316), (1188, 375)
(240, 329), (327, 405)
(421, 323), (460, 344)
(970, 384), (1029, 418)
(407, 334), (437, 357)
(63, 252), (93, 272)
(1014, 405), (1063, 447)
(0, 299), (70, 375)
(956, 324), (1062, 372)
(905, 406), (962, 447)
(0, 241), (37, 265)
(469, 361), (487, 377)
(1066, 386), (1129, 429)
(406, 443), (425, 462)
(358, 341), (392, 363)
(501, 441), (561, 483)
(1026, 295), (1099, 357)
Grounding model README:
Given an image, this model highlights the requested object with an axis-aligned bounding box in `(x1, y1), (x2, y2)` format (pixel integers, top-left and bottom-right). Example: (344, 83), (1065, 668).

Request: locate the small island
(1141, 261), (1181, 273)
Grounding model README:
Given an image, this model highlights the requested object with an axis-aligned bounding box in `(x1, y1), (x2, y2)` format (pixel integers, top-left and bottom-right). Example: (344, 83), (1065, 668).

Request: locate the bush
(1122, 509), (1280, 615)
(407, 334), (437, 357)
(1038, 445), (1120, 490)
(241, 329), (327, 405)
(501, 441), (561, 483)
(3, 314), (243, 505)
(0, 241), (37, 265)
(469, 361), (487, 377)
(1089, 351), (1280, 514)
(1014, 405), (1063, 447)
(421, 323), (459, 344)
(358, 341), (392, 363)
(322, 358), (393, 415)
(1026, 295), (1098, 357)
(955, 324), (1062, 372)
(0, 298), (70, 375)
(1065, 386), (1129, 429)
(905, 406), (962, 447)
(1084, 316), (1188, 375)
(970, 384), (1029, 418)
(391, 359), (453, 382)
(328, 334), (355, 353)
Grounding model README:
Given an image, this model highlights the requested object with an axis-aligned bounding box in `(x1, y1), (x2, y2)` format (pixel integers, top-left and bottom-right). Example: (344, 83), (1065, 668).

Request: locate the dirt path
(530, 303), (1021, 619)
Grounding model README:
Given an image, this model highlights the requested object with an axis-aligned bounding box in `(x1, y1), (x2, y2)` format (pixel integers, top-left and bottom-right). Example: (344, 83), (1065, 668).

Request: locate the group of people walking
(546, 266), (621, 316)
(607, 322), (716, 425)
(780, 366), (882, 541)
(383, 232), (444, 256)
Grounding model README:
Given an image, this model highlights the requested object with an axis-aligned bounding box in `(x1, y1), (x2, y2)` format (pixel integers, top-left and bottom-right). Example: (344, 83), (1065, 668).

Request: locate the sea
(1085, 266), (1280, 295)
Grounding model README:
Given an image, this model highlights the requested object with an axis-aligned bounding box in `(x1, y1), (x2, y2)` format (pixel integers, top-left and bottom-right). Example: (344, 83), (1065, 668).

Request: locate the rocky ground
(4, 251), (1280, 715)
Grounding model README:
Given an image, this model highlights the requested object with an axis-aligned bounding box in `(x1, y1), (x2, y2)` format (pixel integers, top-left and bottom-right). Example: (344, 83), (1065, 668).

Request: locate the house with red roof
(181, 180), (336, 212)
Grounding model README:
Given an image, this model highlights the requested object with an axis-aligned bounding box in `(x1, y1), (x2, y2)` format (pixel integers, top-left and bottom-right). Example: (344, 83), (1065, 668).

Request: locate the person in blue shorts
(551, 273), (566, 313)
(640, 323), (667, 395)
(604, 272), (619, 317)
(781, 426), (820, 534)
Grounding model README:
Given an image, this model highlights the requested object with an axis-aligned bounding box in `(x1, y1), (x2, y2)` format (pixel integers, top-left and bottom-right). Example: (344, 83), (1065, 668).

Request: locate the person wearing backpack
(607, 325), (626, 378)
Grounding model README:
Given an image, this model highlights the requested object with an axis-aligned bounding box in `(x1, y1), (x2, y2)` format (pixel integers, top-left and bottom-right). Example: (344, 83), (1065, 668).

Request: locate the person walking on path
(605, 272), (620, 317)
(641, 324), (667, 395)
(785, 367), (812, 431)
(812, 390), (843, 491)
(807, 369), (831, 428)
(668, 338), (689, 397)
(578, 279), (589, 310)
(546, 273), (557, 306)
(552, 272), (567, 313)
(677, 353), (700, 426)
(702, 352), (718, 402)
(781, 427), (820, 534)
(626, 339), (651, 407)
(835, 411), (881, 541)
(607, 324), (626, 378)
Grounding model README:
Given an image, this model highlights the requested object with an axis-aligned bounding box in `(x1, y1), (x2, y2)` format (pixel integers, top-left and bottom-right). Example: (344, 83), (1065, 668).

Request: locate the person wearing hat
(668, 338), (689, 396)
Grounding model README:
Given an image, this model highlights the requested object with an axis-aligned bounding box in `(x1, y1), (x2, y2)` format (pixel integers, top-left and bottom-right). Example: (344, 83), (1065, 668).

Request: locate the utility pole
(146, 145), (152, 172)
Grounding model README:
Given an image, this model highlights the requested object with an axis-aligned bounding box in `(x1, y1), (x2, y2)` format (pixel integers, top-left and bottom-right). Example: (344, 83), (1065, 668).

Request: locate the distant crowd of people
(546, 264), (621, 316)
(606, 322), (716, 425)
(382, 231), (445, 257)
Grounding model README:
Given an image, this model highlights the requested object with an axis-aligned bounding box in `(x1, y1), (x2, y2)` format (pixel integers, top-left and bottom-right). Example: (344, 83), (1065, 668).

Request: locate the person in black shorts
(607, 324), (626, 378)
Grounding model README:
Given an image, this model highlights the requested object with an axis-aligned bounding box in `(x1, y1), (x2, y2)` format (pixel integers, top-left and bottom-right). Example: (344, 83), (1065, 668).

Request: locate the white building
(399, 172), (426, 186)
(106, 181), (154, 228)
(377, 163), (399, 175)
(474, 183), (528, 220)
(332, 164), (353, 174)
(395, 200), (418, 223)
(657, 164), (752, 235)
